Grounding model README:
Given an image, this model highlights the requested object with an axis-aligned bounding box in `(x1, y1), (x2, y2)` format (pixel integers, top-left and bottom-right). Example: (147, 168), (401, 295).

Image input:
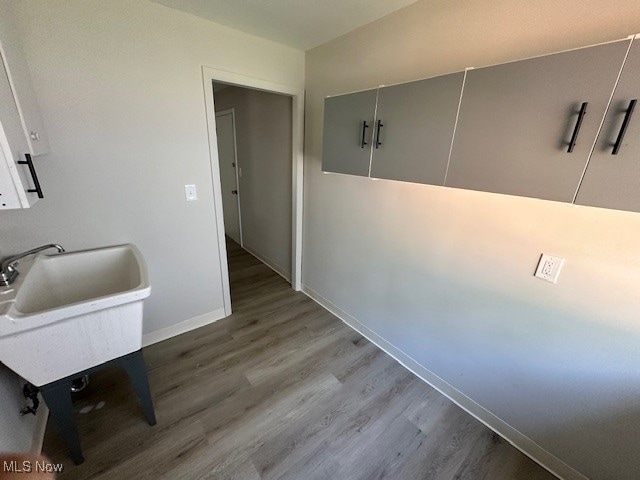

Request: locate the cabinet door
(575, 41), (640, 212)
(0, 58), (39, 208)
(0, 142), (22, 209)
(370, 72), (464, 185)
(446, 40), (631, 203)
(0, 5), (50, 155)
(322, 89), (377, 176)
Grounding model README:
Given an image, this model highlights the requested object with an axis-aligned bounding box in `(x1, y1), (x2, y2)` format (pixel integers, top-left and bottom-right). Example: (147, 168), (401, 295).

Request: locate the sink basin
(0, 244), (150, 386)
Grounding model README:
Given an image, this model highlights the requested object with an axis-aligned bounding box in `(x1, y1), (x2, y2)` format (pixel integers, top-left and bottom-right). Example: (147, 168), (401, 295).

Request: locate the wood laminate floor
(43, 239), (557, 480)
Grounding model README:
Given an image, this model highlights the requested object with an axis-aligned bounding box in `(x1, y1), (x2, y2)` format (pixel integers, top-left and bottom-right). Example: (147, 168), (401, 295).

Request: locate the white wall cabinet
(0, 7), (49, 156)
(0, 5), (48, 210)
(0, 138), (24, 210)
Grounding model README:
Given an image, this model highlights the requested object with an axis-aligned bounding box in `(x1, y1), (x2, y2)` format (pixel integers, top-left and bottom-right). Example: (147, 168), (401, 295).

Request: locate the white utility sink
(0, 244), (150, 386)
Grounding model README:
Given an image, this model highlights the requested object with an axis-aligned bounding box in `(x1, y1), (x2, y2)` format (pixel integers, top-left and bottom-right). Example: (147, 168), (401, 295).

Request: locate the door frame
(215, 108), (243, 247)
(202, 66), (304, 316)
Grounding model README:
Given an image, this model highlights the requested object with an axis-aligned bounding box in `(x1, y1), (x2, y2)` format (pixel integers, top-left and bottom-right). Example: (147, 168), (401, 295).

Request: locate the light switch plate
(534, 254), (565, 283)
(185, 184), (197, 201)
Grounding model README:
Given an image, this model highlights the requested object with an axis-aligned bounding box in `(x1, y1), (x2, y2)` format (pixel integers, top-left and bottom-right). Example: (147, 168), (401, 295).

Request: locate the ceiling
(150, 0), (420, 50)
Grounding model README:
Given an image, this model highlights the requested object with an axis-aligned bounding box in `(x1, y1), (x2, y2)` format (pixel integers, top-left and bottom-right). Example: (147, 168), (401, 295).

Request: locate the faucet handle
(0, 269), (18, 287)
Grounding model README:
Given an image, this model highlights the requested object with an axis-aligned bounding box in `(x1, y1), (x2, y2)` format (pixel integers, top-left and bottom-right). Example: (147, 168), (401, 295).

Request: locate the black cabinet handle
(567, 102), (588, 153)
(375, 119), (384, 149)
(612, 99), (637, 155)
(360, 121), (369, 148)
(17, 153), (44, 199)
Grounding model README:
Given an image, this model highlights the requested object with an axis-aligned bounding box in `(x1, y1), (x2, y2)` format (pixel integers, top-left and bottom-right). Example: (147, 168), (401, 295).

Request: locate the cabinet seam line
(572, 38), (634, 204)
(367, 88), (380, 178)
(443, 70), (468, 185)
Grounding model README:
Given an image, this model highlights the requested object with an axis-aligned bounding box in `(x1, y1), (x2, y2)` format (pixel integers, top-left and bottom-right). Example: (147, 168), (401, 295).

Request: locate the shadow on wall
(359, 269), (640, 480)
(536, 405), (640, 479)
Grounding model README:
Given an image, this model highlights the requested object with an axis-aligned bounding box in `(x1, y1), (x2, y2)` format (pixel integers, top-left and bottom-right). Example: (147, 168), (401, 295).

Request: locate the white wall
(213, 86), (293, 279)
(0, 0), (303, 333)
(304, 1), (640, 479)
(0, 0), (303, 452)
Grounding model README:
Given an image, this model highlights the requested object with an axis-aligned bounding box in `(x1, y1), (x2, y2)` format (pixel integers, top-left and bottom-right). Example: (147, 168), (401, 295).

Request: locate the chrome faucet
(0, 244), (65, 287)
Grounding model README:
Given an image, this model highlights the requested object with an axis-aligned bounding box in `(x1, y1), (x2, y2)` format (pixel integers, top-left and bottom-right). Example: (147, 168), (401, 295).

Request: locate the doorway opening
(202, 67), (304, 316)
(214, 83), (292, 286)
(215, 108), (243, 247)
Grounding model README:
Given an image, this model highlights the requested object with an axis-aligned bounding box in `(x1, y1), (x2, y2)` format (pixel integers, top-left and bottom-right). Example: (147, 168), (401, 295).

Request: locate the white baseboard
(142, 307), (227, 347)
(31, 404), (48, 453)
(301, 284), (588, 480)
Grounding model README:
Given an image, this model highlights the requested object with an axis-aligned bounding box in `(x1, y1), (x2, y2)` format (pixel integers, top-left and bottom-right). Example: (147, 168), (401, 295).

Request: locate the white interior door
(215, 110), (242, 245)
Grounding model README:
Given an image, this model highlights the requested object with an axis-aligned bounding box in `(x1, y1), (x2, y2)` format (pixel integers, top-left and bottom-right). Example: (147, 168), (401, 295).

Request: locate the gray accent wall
(305, 1), (640, 479)
(213, 85), (293, 280)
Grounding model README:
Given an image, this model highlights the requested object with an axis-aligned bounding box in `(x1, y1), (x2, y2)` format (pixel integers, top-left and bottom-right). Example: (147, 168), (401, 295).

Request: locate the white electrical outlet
(185, 184), (197, 201)
(534, 254), (565, 283)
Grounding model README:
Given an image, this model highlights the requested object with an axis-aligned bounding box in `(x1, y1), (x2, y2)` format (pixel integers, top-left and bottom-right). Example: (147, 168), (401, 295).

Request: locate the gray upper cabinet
(370, 72), (464, 185)
(322, 89), (377, 176)
(575, 41), (640, 212)
(446, 39), (632, 203)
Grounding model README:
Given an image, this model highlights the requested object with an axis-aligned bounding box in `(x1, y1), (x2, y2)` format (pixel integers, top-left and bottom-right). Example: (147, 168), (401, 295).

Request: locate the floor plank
(43, 238), (557, 480)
